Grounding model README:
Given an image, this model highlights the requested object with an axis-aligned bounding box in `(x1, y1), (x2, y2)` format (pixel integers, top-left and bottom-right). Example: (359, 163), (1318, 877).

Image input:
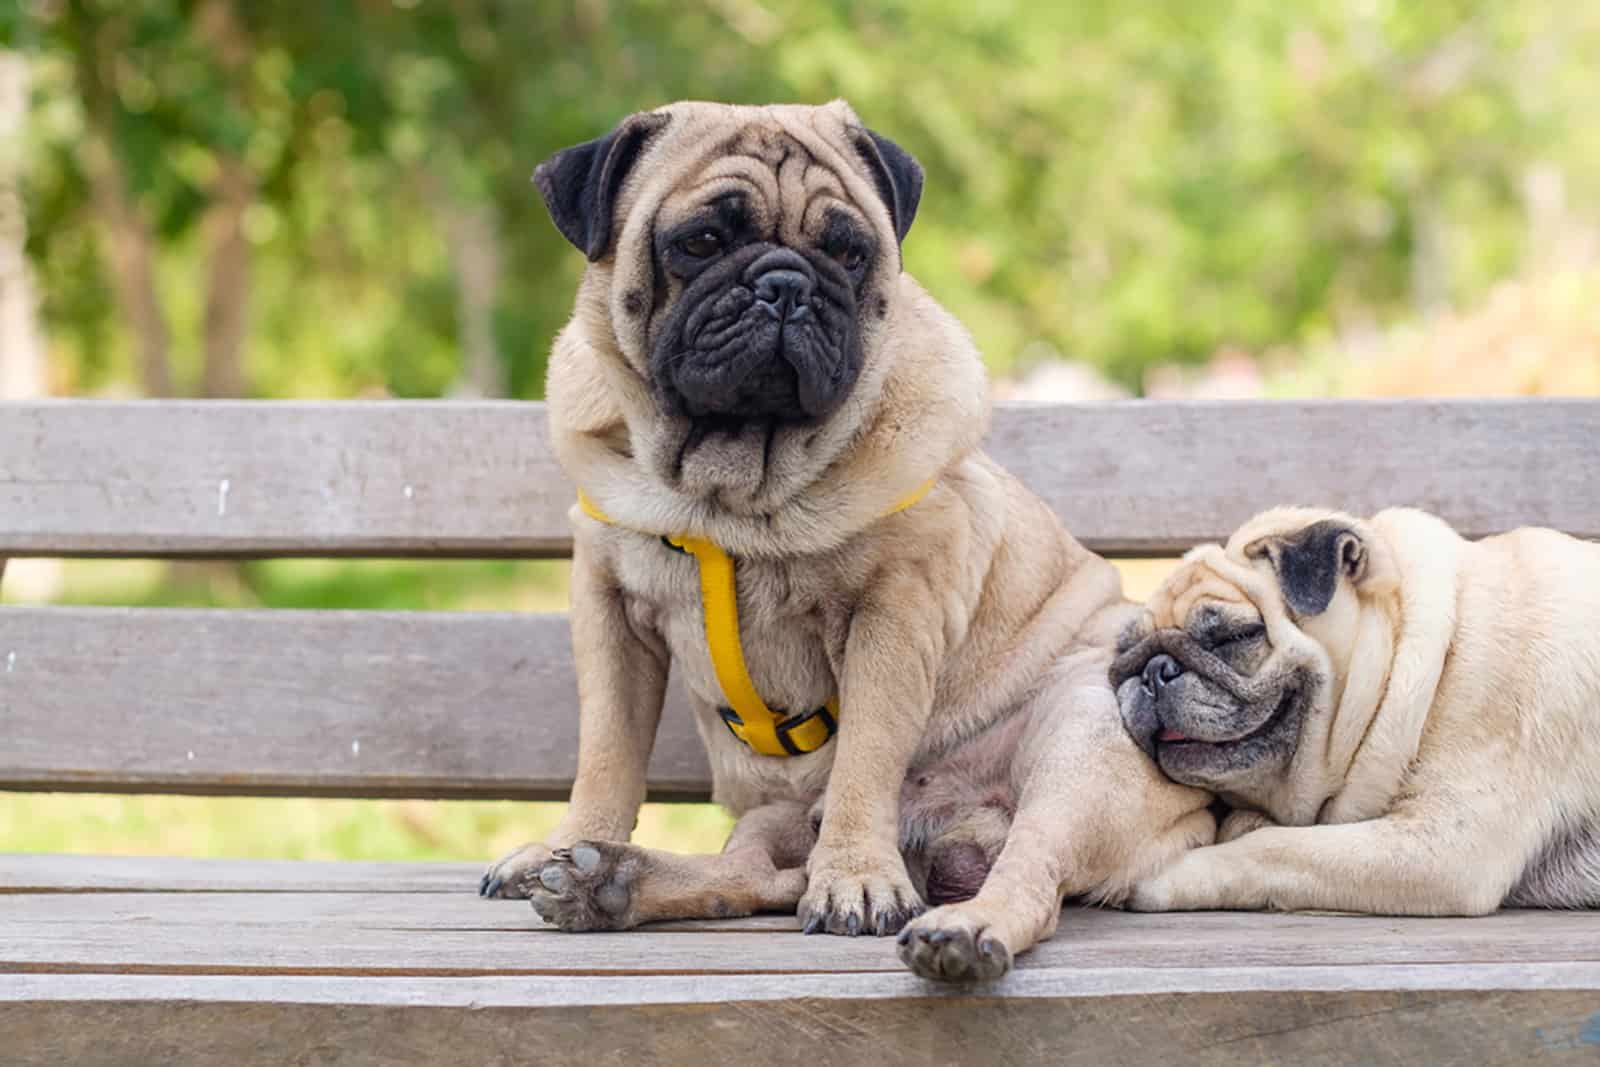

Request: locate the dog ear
(534, 111), (670, 261)
(849, 125), (924, 247)
(1246, 519), (1369, 617)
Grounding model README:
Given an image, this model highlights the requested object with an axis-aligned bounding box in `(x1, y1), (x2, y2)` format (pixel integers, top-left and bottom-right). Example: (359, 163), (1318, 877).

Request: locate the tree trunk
(1408, 190), (1450, 319)
(0, 50), (63, 602)
(199, 159), (256, 398)
(70, 7), (174, 397)
(0, 51), (45, 399)
(443, 194), (505, 397)
(196, 0), (257, 400)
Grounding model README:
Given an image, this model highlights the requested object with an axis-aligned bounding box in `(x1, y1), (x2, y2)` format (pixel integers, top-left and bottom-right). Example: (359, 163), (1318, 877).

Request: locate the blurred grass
(0, 795), (735, 861)
(2, 557), (1177, 861)
(6, 557), (573, 612)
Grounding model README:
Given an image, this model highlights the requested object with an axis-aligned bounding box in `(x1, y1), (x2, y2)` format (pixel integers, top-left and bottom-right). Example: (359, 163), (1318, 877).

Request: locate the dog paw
(526, 841), (642, 931)
(798, 849), (923, 936)
(896, 906), (1012, 982)
(479, 841), (555, 900)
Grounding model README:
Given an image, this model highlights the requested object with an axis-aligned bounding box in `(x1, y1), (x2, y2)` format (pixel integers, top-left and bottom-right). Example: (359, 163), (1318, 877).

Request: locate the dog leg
(528, 801), (814, 931)
(1128, 784), (1533, 915)
(1217, 808), (1275, 844)
(482, 541), (670, 899)
(900, 653), (1213, 981)
(799, 567), (944, 937)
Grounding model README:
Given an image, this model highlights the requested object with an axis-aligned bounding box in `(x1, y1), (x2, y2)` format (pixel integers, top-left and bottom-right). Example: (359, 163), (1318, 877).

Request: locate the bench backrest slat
(0, 606), (709, 800)
(5, 399), (1597, 559)
(3, 397), (1597, 800)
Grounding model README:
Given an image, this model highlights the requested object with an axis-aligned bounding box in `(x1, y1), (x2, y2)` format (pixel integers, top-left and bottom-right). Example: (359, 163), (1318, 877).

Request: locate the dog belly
(1507, 816), (1600, 908)
(896, 705), (1032, 903)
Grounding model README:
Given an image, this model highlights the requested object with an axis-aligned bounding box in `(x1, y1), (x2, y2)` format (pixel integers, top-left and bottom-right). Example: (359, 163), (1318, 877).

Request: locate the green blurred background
(2, 0), (1598, 862)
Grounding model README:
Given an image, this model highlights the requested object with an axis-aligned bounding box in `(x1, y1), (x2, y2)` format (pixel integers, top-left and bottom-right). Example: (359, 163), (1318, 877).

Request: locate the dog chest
(610, 532), (845, 721)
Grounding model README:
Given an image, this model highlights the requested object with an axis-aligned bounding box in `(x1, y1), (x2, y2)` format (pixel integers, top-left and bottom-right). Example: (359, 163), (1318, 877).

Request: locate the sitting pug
(1113, 506), (1600, 915)
(480, 100), (1211, 972)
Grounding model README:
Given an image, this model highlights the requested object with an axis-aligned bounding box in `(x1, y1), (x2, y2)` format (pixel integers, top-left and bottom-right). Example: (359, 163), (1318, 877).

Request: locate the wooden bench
(4, 398), (1600, 1065)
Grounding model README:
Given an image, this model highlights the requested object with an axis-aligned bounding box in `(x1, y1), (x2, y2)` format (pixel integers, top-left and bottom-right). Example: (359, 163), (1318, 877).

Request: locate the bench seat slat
(3, 863), (1600, 1062)
(6, 970), (1597, 1066)
(4, 398), (1598, 559)
(5, 872), (1600, 975)
(5, 856), (1599, 1063)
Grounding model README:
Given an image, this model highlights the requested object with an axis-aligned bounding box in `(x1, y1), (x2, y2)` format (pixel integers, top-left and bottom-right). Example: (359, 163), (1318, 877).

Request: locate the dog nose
(754, 269), (814, 316)
(1142, 654), (1183, 692)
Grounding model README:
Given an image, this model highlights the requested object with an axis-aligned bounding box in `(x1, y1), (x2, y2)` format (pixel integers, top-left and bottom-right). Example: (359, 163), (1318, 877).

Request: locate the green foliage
(0, 794), (735, 861)
(18, 1), (1600, 394)
(25, 557), (570, 612)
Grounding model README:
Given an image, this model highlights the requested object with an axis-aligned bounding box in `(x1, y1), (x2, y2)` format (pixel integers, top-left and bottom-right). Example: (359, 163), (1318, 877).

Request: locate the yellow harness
(577, 480), (934, 757)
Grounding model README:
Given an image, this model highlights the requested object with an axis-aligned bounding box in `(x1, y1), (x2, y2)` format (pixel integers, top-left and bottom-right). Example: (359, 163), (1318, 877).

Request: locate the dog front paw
(896, 905), (1013, 982)
(479, 841), (555, 899)
(526, 841), (645, 931)
(798, 846), (923, 936)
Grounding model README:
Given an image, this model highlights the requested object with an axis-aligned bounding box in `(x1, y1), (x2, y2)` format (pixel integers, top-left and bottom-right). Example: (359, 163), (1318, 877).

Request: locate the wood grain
(7, 983), (1597, 1067)
(0, 606), (708, 800)
(0, 854), (481, 894)
(9, 398), (1600, 1062)
(6, 856), (1600, 1064)
(13, 962), (1600, 1007)
(7, 963), (1600, 1066)
(5, 399), (1597, 559)
(35, 988), (1600, 1067)
(6, 889), (1600, 975)
(0, 400), (571, 559)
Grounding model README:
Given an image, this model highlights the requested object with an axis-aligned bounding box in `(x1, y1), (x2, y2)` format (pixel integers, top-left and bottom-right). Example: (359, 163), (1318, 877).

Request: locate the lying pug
(479, 100), (1212, 970)
(1113, 506), (1600, 915)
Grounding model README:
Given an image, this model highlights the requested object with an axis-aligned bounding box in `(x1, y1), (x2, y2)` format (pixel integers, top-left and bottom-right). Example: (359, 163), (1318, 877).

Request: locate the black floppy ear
(849, 125), (924, 247)
(1247, 519), (1369, 617)
(533, 111), (670, 261)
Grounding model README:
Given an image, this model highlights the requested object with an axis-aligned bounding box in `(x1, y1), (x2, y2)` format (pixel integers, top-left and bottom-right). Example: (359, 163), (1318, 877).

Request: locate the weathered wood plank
(4, 399), (1598, 559)
(6, 861), (1600, 1064)
(12, 963), (1600, 1006)
(0, 400), (571, 559)
(0, 607), (708, 800)
(4, 975), (1599, 1067)
(0, 854), (481, 894)
(989, 398), (1600, 553)
(6, 889), (1600, 974)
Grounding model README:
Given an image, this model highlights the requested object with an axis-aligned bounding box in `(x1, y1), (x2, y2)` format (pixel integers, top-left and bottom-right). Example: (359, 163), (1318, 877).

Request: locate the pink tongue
(1157, 728), (1191, 743)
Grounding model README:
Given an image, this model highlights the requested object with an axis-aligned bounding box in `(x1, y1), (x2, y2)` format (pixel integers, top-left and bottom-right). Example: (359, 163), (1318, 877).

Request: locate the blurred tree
(16, 0), (1600, 397)
(1, 48), (46, 400)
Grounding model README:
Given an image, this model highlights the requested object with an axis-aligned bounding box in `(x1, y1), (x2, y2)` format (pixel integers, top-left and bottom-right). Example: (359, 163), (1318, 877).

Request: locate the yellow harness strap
(576, 480), (934, 757)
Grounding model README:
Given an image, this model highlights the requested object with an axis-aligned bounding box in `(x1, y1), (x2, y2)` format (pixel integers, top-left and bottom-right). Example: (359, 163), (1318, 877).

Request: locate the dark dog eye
(832, 246), (864, 271)
(677, 231), (723, 258)
(1220, 625), (1267, 648)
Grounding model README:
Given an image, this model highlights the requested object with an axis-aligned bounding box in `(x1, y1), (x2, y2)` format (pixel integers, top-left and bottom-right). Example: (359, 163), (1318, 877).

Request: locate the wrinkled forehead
(1144, 559), (1255, 630)
(650, 113), (875, 238)
(1143, 546), (1286, 630)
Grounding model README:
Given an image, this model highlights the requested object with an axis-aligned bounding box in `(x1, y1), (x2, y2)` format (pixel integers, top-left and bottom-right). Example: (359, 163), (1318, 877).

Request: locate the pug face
(534, 101), (924, 502)
(1111, 512), (1391, 803)
(647, 147), (884, 423)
